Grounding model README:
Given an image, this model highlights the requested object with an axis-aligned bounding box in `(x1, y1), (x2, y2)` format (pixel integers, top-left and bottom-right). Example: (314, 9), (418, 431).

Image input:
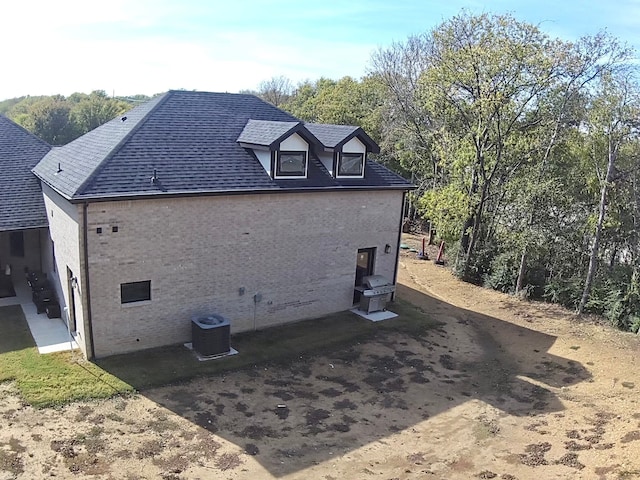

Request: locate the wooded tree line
(2, 11), (639, 332)
(252, 12), (640, 332)
(0, 91), (149, 145)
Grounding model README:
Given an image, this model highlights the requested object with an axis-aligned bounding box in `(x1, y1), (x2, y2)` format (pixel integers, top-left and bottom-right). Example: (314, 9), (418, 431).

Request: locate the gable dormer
(237, 119), (318, 179)
(304, 123), (380, 179)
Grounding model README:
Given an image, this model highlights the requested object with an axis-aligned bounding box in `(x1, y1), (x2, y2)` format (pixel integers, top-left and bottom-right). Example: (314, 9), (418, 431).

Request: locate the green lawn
(0, 305), (133, 407)
(0, 301), (439, 408)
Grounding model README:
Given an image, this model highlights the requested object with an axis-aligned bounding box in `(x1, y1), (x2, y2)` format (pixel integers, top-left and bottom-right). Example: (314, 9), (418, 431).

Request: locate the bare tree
(257, 76), (294, 107)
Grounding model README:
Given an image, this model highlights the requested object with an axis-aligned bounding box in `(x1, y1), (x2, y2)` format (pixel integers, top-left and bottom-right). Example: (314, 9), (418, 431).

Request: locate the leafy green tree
(19, 95), (77, 145)
(279, 76), (386, 148)
(578, 69), (640, 313)
(71, 90), (129, 133)
(3, 91), (136, 144)
(414, 12), (560, 276)
(513, 33), (633, 294)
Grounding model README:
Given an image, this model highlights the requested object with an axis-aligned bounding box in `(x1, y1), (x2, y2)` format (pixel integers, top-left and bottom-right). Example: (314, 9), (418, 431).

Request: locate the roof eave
(271, 123), (323, 150)
(68, 184), (414, 203)
(32, 171), (75, 201)
(334, 128), (380, 153)
(238, 142), (271, 151)
(0, 222), (49, 233)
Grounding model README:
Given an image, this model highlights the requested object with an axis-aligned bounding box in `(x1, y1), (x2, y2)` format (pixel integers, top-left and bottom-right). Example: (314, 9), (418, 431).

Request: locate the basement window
(337, 152), (365, 178)
(121, 281), (151, 304)
(275, 151), (307, 178)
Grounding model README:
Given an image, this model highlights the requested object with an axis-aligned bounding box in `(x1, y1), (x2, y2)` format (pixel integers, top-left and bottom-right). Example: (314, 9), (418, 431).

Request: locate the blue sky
(2, 0), (640, 99)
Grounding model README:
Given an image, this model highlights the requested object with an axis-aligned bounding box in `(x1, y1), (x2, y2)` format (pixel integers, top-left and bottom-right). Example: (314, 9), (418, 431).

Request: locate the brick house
(29, 91), (412, 359)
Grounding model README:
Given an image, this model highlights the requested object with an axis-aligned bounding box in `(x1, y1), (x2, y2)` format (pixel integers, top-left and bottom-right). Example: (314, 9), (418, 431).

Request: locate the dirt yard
(1, 235), (639, 480)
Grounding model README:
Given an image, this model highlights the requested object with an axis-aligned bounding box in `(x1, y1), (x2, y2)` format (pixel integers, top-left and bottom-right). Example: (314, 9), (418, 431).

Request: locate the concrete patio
(0, 273), (77, 354)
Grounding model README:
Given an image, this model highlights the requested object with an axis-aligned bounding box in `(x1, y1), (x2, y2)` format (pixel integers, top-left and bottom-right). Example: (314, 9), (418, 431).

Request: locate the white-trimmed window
(337, 152), (365, 177)
(121, 281), (151, 304)
(276, 150), (307, 178)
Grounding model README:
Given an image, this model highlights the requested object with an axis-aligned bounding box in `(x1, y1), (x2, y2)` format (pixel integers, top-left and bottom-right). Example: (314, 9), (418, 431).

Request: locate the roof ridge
(305, 122), (359, 128)
(0, 114), (52, 150)
(74, 92), (173, 198)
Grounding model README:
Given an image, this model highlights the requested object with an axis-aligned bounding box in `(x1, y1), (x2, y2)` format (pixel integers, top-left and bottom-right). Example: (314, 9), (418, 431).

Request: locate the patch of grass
(98, 299), (441, 391)
(0, 305), (133, 407)
(1, 299), (439, 407)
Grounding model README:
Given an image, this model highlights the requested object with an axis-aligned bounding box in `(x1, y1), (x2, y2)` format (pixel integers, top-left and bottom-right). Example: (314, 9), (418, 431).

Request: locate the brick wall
(86, 190), (404, 357)
(42, 185), (90, 356)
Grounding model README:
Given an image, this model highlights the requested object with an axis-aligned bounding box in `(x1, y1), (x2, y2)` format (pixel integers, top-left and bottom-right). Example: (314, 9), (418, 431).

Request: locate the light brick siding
(41, 184), (90, 356)
(86, 190), (403, 357)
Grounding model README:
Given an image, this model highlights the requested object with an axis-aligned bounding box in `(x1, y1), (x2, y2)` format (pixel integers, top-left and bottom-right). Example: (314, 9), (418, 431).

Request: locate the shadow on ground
(100, 284), (591, 477)
(0, 305), (34, 355)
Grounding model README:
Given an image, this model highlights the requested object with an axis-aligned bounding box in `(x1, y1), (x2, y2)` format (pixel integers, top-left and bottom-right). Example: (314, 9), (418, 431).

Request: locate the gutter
(392, 191), (407, 300)
(67, 184), (416, 204)
(82, 202), (96, 359)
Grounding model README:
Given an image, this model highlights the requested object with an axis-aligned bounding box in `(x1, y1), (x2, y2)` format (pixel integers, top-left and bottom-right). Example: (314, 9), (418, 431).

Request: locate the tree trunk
(515, 210), (536, 295)
(458, 214), (475, 271)
(466, 199), (485, 259)
(516, 250), (527, 294)
(578, 143), (617, 313)
(458, 170), (480, 273)
(608, 248), (617, 270)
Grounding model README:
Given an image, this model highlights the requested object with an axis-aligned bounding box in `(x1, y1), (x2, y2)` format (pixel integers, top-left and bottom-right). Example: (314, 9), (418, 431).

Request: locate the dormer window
(337, 152), (365, 177)
(275, 150), (307, 178)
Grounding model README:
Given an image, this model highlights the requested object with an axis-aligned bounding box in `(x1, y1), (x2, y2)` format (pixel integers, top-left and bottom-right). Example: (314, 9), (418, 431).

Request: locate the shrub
(543, 277), (583, 309)
(483, 252), (519, 294)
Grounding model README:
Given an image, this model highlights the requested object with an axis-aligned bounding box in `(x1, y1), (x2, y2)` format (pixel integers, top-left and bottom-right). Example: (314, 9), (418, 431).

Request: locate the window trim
(336, 152), (365, 178)
(120, 280), (151, 304)
(274, 150), (308, 179)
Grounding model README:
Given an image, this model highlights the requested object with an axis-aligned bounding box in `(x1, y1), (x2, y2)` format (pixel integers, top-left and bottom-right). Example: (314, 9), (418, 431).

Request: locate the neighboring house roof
(33, 90), (410, 202)
(0, 115), (51, 231)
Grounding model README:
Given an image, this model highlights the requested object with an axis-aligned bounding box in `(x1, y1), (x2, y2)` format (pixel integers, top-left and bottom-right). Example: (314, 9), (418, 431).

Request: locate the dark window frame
(337, 152), (365, 177)
(120, 281), (151, 304)
(275, 150), (307, 178)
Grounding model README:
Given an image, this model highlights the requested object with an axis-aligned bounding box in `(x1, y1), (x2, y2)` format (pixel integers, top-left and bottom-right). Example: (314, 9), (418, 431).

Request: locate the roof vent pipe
(56, 162), (62, 173)
(151, 168), (158, 183)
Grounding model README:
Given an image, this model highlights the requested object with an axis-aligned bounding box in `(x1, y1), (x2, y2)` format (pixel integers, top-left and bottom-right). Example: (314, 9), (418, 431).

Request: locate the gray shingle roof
(304, 123), (359, 148)
(33, 90), (410, 201)
(32, 93), (168, 199)
(304, 123), (380, 153)
(237, 119), (300, 147)
(0, 115), (51, 231)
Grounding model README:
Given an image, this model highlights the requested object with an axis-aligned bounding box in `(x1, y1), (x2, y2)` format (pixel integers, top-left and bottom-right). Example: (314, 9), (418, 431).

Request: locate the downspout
(82, 202), (96, 360)
(391, 191), (407, 300)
